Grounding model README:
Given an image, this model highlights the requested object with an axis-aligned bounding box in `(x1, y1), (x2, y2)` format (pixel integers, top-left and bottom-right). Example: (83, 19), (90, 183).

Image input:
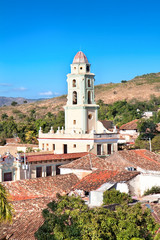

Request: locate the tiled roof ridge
(119, 119), (138, 129)
(26, 152), (88, 158)
(134, 149), (160, 167)
(73, 169), (119, 191)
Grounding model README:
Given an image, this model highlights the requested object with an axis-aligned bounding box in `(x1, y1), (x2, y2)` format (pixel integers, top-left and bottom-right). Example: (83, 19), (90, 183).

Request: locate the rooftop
(0, 174), (79, 239)
(2, 173), (79, 201)
(106, 149), (160, 171)
(99, 120), (114, 131)
(119, 119), (138, 130)
(73, 170), (139, 192)
(25, 152), (88, 163)
(72, 51), (89, 64)
(0, 197), (52, 240)
(59, 153), (119, 171)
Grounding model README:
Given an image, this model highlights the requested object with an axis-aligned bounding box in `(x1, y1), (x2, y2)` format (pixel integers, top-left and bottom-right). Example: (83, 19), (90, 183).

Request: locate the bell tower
(64, 51), (99, 134)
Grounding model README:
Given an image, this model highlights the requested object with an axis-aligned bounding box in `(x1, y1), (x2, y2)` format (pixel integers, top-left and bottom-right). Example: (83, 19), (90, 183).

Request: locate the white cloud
(0, 83), (11, 86)
(13, 87), (28, 91)
(39, 91), (53, 96)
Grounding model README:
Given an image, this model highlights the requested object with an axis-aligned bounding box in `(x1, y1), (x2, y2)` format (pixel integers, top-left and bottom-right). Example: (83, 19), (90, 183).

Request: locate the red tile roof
(2, 174), (79, 201)
(0, 197), (52, 240)
(25, 152), (88, 162)
(59, 153), (120, 171)
(106, 149), (160, 171)
(99, 120), (114, 131)
(0, 174), (79, 239)
(119, 119), (138, 130)
(72, 51), (88, 64)
(73, 170), (139, 192)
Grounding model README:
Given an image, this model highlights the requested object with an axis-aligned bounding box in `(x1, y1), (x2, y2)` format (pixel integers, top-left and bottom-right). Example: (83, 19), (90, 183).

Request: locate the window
(73, 79), (76, 87)
(64, 144), (67, 154)
(80, 67), (83, 70)
(73, 91), (77, 104)
(88, 114), (92, 120)
(53, 144), (55, 151)
(108, 144), (112, 155)
(88, 79), (91, 87)
(97, 144), (101, 155)
(74, 67), (76, 69)
(46, 143), (49, 151)
(4, 172), (12, 181)
(86, 65), (90, 72)
(73, 120), (76, 124)
(88, 91), (91, 104)
(42, 143), (44, 150)
(36, 167), (42, 178)
(73, 144), (76, 148)
(46, 166), (52, 176)
(56, 165), (61, 175)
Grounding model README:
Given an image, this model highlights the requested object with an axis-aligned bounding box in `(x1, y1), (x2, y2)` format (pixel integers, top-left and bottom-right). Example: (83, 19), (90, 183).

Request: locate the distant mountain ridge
(1, 72), (160, 121)
(0, 97), (38, 107)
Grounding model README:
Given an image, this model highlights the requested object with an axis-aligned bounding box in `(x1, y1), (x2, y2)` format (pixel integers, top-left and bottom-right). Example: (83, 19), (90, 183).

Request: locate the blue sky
(0, 0), (160, 99)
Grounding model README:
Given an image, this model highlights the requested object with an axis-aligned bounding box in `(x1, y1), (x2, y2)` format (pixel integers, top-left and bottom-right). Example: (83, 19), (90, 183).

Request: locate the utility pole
(149, 138), (152, 152)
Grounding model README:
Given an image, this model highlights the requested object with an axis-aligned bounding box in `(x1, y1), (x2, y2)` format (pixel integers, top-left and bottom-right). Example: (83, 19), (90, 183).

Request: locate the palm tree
(0, 184), (13, 223)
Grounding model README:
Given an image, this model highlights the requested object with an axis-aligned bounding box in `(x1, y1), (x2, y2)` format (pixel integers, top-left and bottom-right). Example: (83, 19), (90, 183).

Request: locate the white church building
(38, 51), (119, 156)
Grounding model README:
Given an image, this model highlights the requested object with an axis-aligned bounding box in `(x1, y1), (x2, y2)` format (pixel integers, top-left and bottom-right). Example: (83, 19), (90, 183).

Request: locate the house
(23, 152), (88, 179)
(71, 170), (140, 206)
(38, 51), (119, 156)
(59, 153), (121, 179)
(119, 119), (139, 143)
(142, 111), (153, 119)
(0, 152), (21, 182)
(0, 151), (87, 182)
(0, 173), (79, 239)
(106, 149), (160, 196)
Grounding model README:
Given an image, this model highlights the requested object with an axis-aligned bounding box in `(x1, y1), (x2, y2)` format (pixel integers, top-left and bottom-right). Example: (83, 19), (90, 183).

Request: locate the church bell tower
(64, 51), (99, 134)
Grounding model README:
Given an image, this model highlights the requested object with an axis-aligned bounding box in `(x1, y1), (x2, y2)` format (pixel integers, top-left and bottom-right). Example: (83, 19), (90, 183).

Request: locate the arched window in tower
(73, 91), (77, 104)
(88, 79), (91, 87)
(72, 79), (76, 87)
(86, 65), (90, 72)
(88, 91), (91, 104)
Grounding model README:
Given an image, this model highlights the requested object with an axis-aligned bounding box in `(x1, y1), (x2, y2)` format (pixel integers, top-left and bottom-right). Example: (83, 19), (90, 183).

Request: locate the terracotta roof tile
(0, 197), (53, 240)
(59, 153), (120, 171)
(73, 51), (88, 64)
(25, 152), (88, 162)
(73, 170), (139, 192)
(0, 174), (79, 239)
(119, 119), (138, 130)
(99, 120), (114, 130)
(106, 149), (160, 171)
(2, 174), (79, 201)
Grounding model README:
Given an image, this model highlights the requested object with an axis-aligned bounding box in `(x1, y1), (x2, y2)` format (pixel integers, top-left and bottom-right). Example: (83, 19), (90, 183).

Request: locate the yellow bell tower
(64, 51), (99, 134)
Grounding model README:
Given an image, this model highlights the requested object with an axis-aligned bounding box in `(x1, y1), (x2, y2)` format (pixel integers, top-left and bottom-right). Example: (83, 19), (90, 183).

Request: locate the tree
(11, 101), (18, 106)
(0, 184), (13, 223)
(35, 194), (159, 240)
(1, 113), (8, 120)
(137, 119), (157, 140)
(151, 135), (160, 152)
(103, 189), (132, 205)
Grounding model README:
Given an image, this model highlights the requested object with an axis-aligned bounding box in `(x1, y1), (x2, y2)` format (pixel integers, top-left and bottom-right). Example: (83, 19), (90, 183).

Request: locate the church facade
(38, 51), (119, 156)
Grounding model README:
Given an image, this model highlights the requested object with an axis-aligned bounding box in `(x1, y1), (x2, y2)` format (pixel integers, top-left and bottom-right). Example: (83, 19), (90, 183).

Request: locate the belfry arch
(88, 91), (91, 104)
(73, 91), (77, 104)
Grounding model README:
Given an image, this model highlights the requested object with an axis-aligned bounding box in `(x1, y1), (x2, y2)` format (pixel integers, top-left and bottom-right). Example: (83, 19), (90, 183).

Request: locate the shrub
(11, 101), (18, 106)
(144, 186), (160, 196)
(103, 189), (132, 205)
